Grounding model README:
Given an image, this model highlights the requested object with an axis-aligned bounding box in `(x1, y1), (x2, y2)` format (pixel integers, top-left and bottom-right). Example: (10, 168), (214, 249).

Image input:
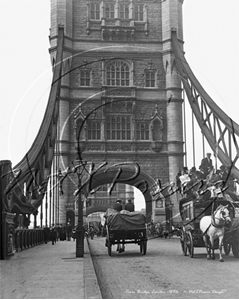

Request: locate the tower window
(136, 123), (149, 140)
(135, 5), (144, 21)
(145, 72), (155, 87)
(106, 4), (115, 18)
(120, 5), (129, 19)
(80, 70), (91, 86)
(90, 3), (100, 20)
(106, 116), (131, 140)
(106, 60), (130, 86)
(87, 122), (101, 140)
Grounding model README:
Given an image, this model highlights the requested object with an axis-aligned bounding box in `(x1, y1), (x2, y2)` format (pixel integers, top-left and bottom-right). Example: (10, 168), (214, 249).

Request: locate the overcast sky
(1, 0), (238, 174)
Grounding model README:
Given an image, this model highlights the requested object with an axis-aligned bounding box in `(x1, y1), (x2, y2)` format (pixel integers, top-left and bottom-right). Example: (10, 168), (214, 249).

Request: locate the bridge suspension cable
(5, 26), (64, 219)
(171, 30), (239, 183)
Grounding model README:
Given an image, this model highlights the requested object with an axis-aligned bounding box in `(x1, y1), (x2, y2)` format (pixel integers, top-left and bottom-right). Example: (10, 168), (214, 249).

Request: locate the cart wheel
(180, 229), (187, 256)
(187, 231), (194, 258)
(223, 241), (231, 255)
(232, 231), (239, 258)
(108, 241), (112, 256)
(142, 240), (147, 255)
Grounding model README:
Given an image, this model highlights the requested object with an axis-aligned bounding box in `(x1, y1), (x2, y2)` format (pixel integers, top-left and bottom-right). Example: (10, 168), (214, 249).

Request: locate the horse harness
(202, 205), (228, 236)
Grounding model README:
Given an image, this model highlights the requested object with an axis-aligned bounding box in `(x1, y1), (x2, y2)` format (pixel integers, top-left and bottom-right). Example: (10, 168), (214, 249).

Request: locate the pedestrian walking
(51, 227), (57, 245)
(66, 222), (72, 241)
(43, 226), (49, 244)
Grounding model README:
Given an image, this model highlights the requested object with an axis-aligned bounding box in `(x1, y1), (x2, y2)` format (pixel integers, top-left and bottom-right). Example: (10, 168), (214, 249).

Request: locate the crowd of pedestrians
(43, 222), (73, 245)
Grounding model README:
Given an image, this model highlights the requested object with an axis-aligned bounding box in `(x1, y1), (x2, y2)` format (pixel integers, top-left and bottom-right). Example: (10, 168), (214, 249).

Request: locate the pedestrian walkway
(0, 239), (102, 299)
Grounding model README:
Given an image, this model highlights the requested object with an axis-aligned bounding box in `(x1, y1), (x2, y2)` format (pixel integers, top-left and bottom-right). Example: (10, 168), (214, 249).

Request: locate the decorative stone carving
(106, 144), (132, 151)
(88, 14), (148, 41)
(104, 99), (133, 113)
(87, 144), (103, 151)
(151, 120), (163, 151)
(136, 144), (151, 151)
(105, 21), (115, 26)
(151, 141), (163, 152)
(106, 89), (132, 97)
(121, 21), (130, 27)
(75, 141), (86, 152)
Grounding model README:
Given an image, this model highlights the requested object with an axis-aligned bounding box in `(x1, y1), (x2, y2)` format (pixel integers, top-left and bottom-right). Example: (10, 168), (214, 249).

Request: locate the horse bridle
(211, 206), (228, 228)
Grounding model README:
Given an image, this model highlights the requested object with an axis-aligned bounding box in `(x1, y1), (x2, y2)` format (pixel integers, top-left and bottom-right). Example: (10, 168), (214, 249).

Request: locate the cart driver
(113, 199), (123, 212)
(113, 199), (125, 253)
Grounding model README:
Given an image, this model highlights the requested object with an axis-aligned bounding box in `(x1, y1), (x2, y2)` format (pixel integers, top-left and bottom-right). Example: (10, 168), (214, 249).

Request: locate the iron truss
(171, 30), (239, 182)
(4, 27), (64, 214)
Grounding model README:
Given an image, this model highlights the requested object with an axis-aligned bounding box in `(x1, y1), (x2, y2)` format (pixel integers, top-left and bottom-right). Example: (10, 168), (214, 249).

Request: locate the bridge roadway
(1, 236), (239, 299)
(89, 236), (239, 299)
(0, 239), (101, 299)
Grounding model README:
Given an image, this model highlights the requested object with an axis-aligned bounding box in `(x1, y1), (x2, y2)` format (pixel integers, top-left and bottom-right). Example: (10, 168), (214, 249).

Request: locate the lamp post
(76, 166), (84, 257)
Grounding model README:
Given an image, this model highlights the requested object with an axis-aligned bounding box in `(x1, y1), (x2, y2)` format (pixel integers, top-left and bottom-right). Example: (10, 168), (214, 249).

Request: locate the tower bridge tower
(49, 0), (184, 225)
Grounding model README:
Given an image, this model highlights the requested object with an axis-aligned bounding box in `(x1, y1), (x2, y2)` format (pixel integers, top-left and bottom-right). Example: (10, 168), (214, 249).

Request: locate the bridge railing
(13, 228), (44, 253)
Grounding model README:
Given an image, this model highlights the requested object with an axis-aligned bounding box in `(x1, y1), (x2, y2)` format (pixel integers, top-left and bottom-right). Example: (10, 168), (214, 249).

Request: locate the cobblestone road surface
(89, 236), (239, 299)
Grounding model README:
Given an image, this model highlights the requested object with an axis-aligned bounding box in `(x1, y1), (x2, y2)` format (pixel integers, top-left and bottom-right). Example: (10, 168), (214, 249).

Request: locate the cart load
(104, 208), (119, 218)
(105, 211), (147, 256)
(107, 212), (146, 230)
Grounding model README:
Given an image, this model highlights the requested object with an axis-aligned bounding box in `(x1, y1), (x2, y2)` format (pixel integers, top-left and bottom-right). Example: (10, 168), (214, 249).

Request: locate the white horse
(200, 204), (231, 262)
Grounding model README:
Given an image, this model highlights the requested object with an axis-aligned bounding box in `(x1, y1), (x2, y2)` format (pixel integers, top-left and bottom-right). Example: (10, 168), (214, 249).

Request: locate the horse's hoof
(207, 257), (211, 260)
(212, 257), (215, 260)
(219, 258), (224, 262)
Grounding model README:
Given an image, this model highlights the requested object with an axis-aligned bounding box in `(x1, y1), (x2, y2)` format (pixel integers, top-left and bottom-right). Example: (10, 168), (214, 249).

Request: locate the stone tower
(49, 0), (184, 225)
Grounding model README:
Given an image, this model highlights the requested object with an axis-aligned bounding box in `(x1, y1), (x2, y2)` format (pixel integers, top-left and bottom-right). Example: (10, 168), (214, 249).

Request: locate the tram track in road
(88, 236), (239, 299)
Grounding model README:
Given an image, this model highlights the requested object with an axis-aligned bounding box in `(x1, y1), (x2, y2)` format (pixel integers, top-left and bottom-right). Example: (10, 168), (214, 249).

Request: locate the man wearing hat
(113, 199), (123, 212)
(200, 153), (213, 177)
(125, 199), (135, 212)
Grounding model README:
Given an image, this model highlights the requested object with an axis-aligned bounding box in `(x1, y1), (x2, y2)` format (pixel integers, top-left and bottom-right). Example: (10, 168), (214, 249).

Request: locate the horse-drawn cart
(105, 212), (147, 256)
(179, 195), (239, 261)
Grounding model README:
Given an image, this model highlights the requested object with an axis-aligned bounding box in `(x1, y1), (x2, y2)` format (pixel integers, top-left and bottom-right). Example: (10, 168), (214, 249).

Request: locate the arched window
(135, 5), (144, 21)
(120, 4), (129, 19)
(106, 61), (130, 86)
(90, 3), (100, 20)
(106, 4), (115, 18)
(152, 119), (163, 141)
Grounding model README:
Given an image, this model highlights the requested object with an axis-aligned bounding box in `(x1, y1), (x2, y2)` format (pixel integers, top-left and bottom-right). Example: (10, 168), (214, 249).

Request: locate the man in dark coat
(51, 227), (57, 245)
(112, 200), (123, 252)
(200, 153), (213, 176)
(113, 199), (122, 212)
(125, 199), (135, 212)
(43, 226), (49, 244)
